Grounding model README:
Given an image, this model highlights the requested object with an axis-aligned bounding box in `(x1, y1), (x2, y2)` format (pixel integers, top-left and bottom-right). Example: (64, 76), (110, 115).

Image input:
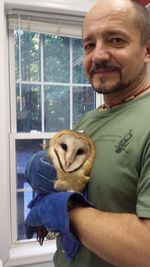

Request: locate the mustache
(89, 61), (122, 74)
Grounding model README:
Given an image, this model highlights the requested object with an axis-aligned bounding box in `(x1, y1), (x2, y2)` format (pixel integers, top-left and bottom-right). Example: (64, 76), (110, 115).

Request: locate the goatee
(90, 64), (145, 95)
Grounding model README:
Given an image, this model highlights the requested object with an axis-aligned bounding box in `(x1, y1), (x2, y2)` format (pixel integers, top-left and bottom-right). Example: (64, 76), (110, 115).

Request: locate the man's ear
(144, 40), (150, 63)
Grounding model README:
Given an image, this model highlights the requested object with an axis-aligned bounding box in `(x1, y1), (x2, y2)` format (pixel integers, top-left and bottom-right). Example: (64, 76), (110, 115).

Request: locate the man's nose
(92, 42), (111, 63)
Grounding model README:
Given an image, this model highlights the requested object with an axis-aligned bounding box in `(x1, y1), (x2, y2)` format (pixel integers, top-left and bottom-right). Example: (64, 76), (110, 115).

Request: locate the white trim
(70, 38), (73, 129)
(97, 93), (104, 107)
(4, 0), (97, 15)
(10, 132), (58, 139)
(5, 240), (56, 267)
(40, 34), (45, 133)
(9, 134), (17, 243)
(15, 81), (91, 86)
(96, 93), (103, 108)
(9, 29), (17, 133)
(0, 0), (11, 263)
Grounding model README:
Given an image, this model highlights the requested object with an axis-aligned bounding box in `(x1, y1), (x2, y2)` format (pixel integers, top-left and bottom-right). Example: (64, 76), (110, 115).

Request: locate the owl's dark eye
(77, 149), (84, 155)
(61, 143), (67, 151)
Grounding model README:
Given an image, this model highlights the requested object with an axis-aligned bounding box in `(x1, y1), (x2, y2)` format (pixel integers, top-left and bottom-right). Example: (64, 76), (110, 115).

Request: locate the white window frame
(1, 1), (102, 266)
(8, 14), (102, 241)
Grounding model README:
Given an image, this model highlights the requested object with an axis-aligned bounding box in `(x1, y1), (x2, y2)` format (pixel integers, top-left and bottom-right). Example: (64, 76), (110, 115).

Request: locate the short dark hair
(131, 0), (150, 45)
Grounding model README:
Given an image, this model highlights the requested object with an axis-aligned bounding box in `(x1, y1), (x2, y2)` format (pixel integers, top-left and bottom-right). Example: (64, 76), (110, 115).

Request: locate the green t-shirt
(54, 93), (150, 267)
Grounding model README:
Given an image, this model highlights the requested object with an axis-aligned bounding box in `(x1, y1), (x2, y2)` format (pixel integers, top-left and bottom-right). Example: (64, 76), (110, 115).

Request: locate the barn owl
(48, 130), (95, 192)
(36, 130), (95, 244)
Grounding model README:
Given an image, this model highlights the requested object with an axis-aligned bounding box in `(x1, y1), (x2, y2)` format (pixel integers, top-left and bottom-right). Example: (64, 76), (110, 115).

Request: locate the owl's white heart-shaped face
(53, 134), (90, 172)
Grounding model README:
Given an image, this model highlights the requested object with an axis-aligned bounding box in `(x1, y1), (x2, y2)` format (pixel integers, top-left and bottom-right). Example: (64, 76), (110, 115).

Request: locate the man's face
(83, 5), (149, 94)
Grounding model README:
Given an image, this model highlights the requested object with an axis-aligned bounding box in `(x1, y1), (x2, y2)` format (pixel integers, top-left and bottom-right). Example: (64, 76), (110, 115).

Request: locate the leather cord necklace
(100, 84), (150, 111)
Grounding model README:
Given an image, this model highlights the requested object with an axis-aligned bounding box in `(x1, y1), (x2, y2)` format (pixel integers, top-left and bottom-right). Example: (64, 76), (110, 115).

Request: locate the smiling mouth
(94, 67), (119, 72)
(92, 69), (119, 76)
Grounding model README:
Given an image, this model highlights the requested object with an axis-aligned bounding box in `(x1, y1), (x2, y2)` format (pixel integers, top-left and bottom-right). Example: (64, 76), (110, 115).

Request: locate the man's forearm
(70, 206), (150, 267)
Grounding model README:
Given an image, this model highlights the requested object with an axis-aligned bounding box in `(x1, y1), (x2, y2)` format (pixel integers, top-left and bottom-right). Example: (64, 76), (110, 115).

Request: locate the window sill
(5, 240), (56, 266)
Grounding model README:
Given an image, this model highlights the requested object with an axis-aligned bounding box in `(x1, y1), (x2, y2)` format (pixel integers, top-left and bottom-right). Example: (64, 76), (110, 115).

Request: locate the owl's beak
(64, 159), (73, 170)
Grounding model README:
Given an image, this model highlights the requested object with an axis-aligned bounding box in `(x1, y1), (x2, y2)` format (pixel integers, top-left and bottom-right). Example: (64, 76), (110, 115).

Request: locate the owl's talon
(36, 226), (48, 246)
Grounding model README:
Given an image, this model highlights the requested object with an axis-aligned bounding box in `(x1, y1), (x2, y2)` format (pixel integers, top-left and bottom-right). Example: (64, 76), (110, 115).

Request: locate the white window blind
(8, 10), (84, 37)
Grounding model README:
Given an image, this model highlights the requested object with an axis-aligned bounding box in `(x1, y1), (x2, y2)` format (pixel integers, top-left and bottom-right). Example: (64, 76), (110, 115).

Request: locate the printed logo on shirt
(115, 129), (133, 154)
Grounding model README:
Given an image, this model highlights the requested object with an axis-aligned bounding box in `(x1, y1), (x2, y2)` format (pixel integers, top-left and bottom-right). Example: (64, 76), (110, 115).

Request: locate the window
(8, 12), (101, 245)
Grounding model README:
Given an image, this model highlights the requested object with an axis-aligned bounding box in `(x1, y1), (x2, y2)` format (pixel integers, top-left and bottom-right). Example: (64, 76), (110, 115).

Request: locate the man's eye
(84, 43), (95, 51)
(110, 37), (125, 46)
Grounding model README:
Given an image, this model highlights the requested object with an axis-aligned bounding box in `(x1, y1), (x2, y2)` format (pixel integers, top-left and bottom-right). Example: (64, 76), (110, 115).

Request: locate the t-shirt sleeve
(136, 138), (150, 218)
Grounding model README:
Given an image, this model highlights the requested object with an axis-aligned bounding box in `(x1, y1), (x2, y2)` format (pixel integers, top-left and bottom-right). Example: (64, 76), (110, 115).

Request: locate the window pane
(44, 85), (70, 131)
(17, 191), (34, 240)
(16, 139), (44, 189)
(73, 86), (95, 126)
(44, 35), (70, 83)
(16, 139), (46, 240)
(21, 32), (40, 81)
(72, 38), (89, 84)
(16, 84), (41, 132)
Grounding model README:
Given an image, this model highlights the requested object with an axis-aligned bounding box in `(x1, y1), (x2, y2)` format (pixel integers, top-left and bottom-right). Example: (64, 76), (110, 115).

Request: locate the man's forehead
(83, 0), (138, 36)
(83, 11), (137, 36)
(84, 0), (135, 22)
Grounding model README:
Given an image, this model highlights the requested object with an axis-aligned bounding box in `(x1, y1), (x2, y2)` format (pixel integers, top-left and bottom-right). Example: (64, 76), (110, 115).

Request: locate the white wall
(4, 0), (97, 15)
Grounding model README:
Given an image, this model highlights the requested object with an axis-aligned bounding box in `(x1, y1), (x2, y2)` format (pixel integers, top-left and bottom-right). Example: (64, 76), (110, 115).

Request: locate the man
(25, 0), (150, 266)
